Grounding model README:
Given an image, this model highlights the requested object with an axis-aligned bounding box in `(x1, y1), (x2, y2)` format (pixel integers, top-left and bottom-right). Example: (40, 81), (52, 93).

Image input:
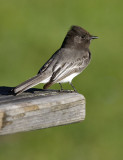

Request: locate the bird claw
(58, 89), (77, 93)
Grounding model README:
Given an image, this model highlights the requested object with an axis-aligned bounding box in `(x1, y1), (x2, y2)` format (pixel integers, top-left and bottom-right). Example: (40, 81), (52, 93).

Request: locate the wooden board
(0, 87), (85, 135)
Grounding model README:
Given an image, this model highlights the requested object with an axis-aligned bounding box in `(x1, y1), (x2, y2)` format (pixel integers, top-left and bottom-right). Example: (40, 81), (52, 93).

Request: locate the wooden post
(0, 87), (85, 135)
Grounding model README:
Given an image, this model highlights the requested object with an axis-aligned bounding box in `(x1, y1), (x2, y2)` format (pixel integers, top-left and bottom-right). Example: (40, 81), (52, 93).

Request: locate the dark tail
(13, 74), (45, 95)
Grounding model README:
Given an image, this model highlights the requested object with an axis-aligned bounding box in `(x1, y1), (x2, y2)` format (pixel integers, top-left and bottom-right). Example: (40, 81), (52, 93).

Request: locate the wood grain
(0, 87), (85, 135)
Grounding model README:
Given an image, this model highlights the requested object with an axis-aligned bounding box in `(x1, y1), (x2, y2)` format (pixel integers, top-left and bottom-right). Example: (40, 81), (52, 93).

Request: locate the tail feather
(14, 74), (45, 95)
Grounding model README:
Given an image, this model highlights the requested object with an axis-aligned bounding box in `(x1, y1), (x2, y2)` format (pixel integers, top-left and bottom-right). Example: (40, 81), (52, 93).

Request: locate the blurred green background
(0, 0), (123, 159)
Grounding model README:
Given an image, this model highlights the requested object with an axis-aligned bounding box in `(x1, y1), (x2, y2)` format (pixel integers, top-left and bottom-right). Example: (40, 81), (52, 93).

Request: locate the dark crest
(67, 26), (90, 38)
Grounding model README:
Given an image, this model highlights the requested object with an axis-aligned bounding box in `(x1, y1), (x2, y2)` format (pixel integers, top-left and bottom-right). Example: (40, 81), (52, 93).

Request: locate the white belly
(41, 73), (80, 84)
(58, 72), (79, 83)
(41, 77), (51, 83)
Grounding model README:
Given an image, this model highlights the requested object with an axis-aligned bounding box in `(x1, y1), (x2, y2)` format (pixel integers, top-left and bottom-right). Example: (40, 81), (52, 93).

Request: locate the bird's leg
(59, 83), (63, 91)
(69, 82), (77, 92)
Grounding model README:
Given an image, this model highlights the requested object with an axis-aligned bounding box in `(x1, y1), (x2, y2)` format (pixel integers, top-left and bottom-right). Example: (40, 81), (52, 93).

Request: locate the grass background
(0, 0), (123, 159)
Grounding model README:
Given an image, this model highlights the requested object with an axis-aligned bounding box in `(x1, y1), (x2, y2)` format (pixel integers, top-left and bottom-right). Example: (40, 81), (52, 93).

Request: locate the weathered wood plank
(0, 87), (85, 135)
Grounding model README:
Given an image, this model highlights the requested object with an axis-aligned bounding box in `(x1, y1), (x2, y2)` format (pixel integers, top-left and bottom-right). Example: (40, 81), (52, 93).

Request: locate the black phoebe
(13, 25), (98, 95)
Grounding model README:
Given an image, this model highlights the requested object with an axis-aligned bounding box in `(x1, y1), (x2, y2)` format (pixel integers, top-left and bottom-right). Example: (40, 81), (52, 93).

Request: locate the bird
(13, 25), (98, 95)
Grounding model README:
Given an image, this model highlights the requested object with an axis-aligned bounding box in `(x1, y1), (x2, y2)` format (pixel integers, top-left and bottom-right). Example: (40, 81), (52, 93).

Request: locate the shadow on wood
(0, 86), (85, 136)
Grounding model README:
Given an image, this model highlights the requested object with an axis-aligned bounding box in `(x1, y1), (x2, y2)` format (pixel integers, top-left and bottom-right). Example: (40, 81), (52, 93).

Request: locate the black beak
(91, 36), (98, 39)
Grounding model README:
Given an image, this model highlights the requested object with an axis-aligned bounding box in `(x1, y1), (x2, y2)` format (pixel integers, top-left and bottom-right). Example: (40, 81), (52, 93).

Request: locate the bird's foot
(58, 89), (77, 93)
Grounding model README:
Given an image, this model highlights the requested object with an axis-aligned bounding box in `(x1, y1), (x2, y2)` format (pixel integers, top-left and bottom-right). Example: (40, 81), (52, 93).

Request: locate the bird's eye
(81, 35), (86, 39)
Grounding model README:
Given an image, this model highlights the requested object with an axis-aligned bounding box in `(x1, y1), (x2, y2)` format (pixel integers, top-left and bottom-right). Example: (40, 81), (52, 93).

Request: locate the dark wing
(37, 49), (60, 74)
(51, 49), (91, 83)
(43, 49), (90, 89)
(51, 58), (85, 82)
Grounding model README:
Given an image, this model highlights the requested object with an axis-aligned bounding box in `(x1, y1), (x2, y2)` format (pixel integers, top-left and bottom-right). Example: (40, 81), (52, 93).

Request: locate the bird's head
(61, 25), (98, 49)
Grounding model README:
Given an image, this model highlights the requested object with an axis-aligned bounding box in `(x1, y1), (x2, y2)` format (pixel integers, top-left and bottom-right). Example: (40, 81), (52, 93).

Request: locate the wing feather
(51, 58), (85, 83)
